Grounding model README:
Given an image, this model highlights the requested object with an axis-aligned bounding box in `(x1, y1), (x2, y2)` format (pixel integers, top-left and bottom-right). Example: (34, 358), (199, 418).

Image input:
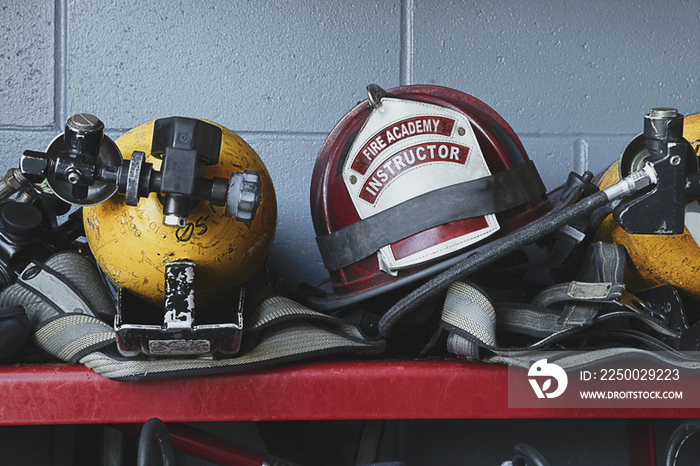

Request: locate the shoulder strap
(81, 296), (384, 381)
(439, 242), (683, 366)
(2, 262), (385, 380)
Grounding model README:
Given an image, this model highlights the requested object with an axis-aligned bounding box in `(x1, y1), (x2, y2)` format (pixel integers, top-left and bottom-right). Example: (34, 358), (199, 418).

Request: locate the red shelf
(1, 359), (699, 426)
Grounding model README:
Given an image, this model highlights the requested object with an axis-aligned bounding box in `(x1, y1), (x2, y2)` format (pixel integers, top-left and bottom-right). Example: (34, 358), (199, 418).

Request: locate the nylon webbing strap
(80, 296), (384, 381)
(33, 313), (116, 363)
(81, 319), (378, 381)
(440, 248), (622, 358)
(439, 242), (675, 363)
(32, 297), (384, 381)
(556, 241), (626, 326)
(440, 279), (693, 368)
(440, 279), (582, 361)
(495, 304), (568, 339)
(0, 253), (384, 380)
(316, 160), (546, 271)
(441, 281), (496, 360)
(507, 242), (627, 332)
(486, 348), (700, 373)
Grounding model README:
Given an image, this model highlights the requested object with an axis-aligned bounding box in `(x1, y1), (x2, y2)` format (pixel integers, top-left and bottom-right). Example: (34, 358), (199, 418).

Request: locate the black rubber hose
(137, 418), (176, 466)
(512, 443), (551, 466)
(378, 190), (610, 337)
(665, 419), (700, 466)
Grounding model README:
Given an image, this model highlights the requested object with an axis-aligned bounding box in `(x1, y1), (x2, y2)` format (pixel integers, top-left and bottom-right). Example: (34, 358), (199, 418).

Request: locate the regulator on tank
(18, 113), (277, 358)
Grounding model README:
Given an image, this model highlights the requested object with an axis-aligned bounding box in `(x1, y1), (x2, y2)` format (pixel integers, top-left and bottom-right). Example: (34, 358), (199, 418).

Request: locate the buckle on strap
(567, 281), (615, 300)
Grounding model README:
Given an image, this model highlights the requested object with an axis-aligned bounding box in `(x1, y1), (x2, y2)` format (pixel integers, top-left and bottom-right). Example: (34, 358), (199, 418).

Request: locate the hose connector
(602, 162), (658, 202)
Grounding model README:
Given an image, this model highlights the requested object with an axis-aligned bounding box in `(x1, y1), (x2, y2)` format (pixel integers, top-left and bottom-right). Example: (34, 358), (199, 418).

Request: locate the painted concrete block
(520, 134), (636, 189)
(0, 130), (56, 175)
(413, 1), (700, 136)
(65, 0), (401, 132)
(0, 3), (54, 128)
(246, 134), (328, 289)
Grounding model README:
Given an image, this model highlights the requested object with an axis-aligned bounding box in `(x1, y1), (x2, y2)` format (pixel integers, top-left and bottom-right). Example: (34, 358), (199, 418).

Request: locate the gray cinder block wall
(2, 0), (700, 291)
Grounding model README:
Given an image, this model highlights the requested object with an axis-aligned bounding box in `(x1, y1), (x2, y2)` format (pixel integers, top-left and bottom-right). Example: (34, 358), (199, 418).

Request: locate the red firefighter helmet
(307, 84), (558, 310)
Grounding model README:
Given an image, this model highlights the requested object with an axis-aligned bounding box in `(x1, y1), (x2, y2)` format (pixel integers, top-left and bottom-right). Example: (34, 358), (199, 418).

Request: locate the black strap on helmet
(316, 160), (546, 271)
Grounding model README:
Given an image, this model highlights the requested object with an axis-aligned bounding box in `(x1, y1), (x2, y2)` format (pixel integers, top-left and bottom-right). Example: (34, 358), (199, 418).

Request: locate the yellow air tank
(595, 113), (700, 297)
(83, 119), (277, 306)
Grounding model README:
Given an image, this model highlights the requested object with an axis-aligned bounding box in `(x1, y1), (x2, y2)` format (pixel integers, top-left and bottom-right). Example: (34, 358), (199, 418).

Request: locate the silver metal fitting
(66, 113), (102, 132)
(0, 168), (30, 201)
(65, 169), (83, 185)
(602, 162), (658, 201)
(163, 214), (187, 228)
(648, 108), (679, 119)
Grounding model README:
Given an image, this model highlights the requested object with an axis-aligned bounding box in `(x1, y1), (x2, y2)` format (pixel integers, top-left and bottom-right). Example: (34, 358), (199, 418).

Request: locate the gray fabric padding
(42, 251), (117, 318)
(0, 251), (116, 328)
(0, 283), (54, 327)
(17, 269), (93, 316)
(442, 282), (496, 347)
(441, 281), (497, 361)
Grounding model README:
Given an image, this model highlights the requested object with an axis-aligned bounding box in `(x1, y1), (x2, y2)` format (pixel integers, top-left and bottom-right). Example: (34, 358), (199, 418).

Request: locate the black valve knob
(0, 202), (43, 240)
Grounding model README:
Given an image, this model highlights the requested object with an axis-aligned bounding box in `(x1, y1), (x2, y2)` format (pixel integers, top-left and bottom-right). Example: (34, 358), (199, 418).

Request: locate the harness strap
(0, 257), (384, 380)
(33, 313), (116, 363)
(80, 296), (384, 381)
(556, 241), (626, 326)
(440, 242), (682, 365)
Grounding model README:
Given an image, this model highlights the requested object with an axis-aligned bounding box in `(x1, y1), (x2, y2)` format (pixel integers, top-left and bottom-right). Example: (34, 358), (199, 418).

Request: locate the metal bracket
(115, 260), (243, 358)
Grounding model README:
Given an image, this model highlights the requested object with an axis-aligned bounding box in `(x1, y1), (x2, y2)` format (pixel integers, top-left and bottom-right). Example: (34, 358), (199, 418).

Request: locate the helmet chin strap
(378, 165), (658, 338)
